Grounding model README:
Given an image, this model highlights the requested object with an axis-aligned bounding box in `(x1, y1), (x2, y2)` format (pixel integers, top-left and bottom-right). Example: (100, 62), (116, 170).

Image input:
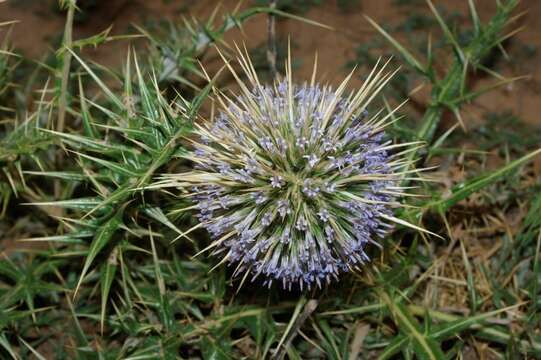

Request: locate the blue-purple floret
(191, 81), (400, 290)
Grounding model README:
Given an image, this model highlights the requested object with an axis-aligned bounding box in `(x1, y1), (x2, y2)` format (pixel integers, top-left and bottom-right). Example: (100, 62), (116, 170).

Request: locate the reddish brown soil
(0, 0), (540, 126)
(2, 0), (540, 180)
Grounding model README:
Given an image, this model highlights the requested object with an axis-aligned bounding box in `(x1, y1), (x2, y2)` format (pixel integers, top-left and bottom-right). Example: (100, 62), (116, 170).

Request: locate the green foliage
(35, 48), (206, 309)
(137, 4), (326, 88)
(0, 25), (54, 215)
(368, 0), (521, 144)
(0, 114), (54, 217)
(136, 7), (261, 87)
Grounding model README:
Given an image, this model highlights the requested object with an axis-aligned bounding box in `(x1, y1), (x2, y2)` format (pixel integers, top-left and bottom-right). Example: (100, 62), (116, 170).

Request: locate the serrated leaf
(143, 207), (182, 235)
(68, 48), (124, 109)
(72, 151), (139, 177)
(25, 197), (102, 210)
(426, 0), (465, 63)
(364, 15), (427, 76)
(74, 208), (123, 296)
(23, 171), (90, 181)
(100, 247), (118, 334)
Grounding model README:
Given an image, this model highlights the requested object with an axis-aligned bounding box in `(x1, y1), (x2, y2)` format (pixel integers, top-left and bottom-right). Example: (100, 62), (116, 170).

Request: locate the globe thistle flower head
(178, 49), (425, 290)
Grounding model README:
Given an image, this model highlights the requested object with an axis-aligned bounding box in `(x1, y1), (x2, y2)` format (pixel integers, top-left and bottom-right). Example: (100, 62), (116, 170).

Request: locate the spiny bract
(171, 50), (423, 290)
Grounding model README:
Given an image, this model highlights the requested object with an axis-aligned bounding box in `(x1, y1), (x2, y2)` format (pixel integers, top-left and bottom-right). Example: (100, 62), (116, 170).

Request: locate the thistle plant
(162, 49), (426, 290)
(4, 1), (541, 358)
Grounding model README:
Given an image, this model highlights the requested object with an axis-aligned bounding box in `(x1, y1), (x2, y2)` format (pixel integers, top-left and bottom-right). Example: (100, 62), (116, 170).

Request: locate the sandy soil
(0, 0), (540, 127)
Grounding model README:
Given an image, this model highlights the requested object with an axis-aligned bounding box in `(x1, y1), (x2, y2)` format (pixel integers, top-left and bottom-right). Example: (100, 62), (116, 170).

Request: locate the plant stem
(54, 0), (75, 217)
(267, 0), (278, 78)
(57, 1), (75, 133)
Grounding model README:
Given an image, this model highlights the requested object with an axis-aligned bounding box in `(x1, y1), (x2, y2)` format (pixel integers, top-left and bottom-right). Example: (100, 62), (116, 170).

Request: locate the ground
(0, 1), (540, 358)
(1, 0), (540, 125)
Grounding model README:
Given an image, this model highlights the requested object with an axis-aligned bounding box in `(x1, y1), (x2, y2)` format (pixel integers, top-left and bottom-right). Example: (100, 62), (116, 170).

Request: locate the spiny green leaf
(24, 197), (102, 210)
(23, 170), (91, 181)
(75, 208), (123, 296)
(72, 151), (139, 177)
(143, 207), (182, 235)
(68, 48), (124, 109)
(100, 247), (118, 334)
(425, 0), (465, 63)
(364, 15), (427, 77)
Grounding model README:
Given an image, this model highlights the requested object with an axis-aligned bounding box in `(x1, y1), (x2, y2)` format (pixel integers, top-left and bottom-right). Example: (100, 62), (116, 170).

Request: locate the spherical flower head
(182, 50), (422, 290)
